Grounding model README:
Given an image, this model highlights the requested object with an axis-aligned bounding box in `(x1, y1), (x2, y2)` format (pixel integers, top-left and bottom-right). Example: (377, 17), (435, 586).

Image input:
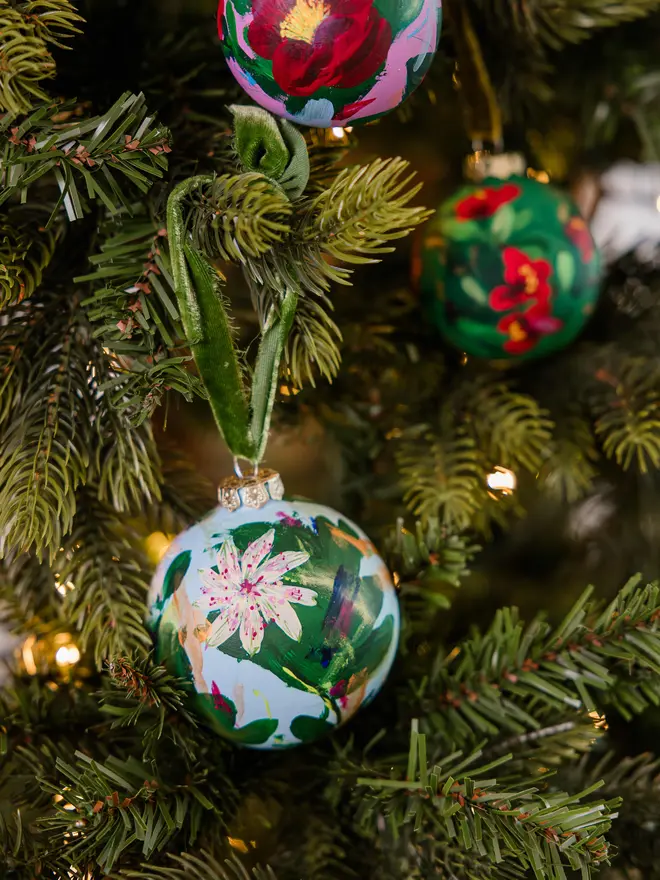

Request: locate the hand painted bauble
(418, 176), (602, 361)
(217, 0), (442, 128)
(148, 470), (400, 749)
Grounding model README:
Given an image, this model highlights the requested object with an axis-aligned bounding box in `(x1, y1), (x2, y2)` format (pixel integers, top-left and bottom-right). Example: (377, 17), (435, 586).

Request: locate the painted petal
(502, 247), (529, 285)
(282, 583), (317, 606)
(271, 599), (303, 641)
(195, 568), (239, 610)
(206, 610), (241, 648)
(241, 529), (275, 577)
(533, 259), (553, 284)
(215, 538), (241, 586)
(489, 284), (519, 312)
(259, 581), (317, 607)
(239, 607), (266, 656)
(254, 549), (310, 583)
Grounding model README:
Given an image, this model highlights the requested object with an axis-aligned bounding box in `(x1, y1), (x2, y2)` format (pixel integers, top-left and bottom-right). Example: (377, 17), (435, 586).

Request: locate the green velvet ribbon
(167, 176), (298, 466)
(230, 105), (310, 200)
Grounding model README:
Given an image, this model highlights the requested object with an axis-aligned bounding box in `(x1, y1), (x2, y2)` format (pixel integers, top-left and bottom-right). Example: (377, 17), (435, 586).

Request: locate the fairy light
(54, 574), (76, 596)
(144, 531), (174, 565)
(330, 125), (352, 140)
(55, 643), (81, 668)
(21, 635), (38, 675)
(54, 788), (78, 814)
(20, 632), (82, 675)
(589, 710), (608, 730)
(527, 167), (550, 184)
(279, 383), (301, 397)
(487, 466), (517, 498)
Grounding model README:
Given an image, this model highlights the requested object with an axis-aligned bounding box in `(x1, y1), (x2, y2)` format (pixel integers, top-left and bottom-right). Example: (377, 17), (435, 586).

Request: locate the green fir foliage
(0, 0), (83, 114)
(357, 723), (618, 879)
(3, 1), (660, 879)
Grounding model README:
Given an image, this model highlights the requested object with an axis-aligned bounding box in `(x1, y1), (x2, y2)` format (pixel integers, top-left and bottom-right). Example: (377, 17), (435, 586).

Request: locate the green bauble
(418, 176), (602, 361)
(147, 473), (399, 749)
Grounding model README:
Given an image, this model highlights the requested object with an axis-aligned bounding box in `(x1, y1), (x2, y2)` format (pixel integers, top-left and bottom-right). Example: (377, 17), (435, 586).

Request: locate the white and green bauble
(148, 469), (400, 749)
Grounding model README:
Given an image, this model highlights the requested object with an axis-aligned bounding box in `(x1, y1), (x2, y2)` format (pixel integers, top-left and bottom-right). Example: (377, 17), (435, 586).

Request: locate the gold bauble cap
(464, 151), (526, 183)
(218, 467), (285, 513)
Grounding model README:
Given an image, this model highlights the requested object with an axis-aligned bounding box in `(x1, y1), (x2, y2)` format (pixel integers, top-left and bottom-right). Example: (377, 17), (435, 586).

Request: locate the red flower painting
(489, 247), (553, 312)
(497, 307), (563, 355)
(247, 0), (391, 97)
(455, 183), (521, 221)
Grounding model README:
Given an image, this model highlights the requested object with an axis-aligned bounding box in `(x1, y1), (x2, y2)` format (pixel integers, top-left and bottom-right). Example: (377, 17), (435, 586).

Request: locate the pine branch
(284, 294), (342, 388)
(0, 0), (83, 114)
(537, 416), (600, 503)
(188, 173), (292, 262)
(0, 295), (37, 427)
(302, 157), (431, 270)
(0, 677), (88, 812)
(384, 518), (479, 644)
(0, 295), (163, 559)
(588, 358), (660, 473)
(386, 518), (481, 590)
(181, 174), (344, 388)
(0, 205), (59, 308)
(40, 752), (222, 874)
(0, 93), (171, 220)
(397, 429), (489, 530)
(80, 212), (183, 352)
(80, 212), (204, 422)
(0, 678), (107, 877)
(102, 654), (197, 752)
(0, 294), (94, 561)
(117, 852), (278, 880)
(484, 716), (605, 779)
(0, 808), (48, 876)
(355, 821), (529, 879)
(60, 492), (153, 666)
(247, 157), (429, 386)
(0, 549), (57, 634)
(242, 259), (341, 386)
(171, 152), (427, 390)
(397, 377), (545, 531)
(267, 812), (355, 880)
(356, 723), (617, 879)
(467, 378), (555, 474)
(92, 347), (163, 511)
(420, 575), (660, 748)
(470, 0), (660, 50)
(558, 751), (660, 877)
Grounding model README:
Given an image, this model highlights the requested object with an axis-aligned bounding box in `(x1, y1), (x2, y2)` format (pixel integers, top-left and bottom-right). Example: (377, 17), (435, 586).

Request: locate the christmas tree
(3, 0), (660, 877)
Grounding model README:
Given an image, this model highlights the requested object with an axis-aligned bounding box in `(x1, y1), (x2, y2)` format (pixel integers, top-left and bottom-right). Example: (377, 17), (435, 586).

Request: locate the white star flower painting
(194, 529), (317, 656)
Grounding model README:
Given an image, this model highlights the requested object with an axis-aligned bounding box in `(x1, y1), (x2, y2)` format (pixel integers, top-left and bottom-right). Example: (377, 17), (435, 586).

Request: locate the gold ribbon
(445, 0), (503, 148)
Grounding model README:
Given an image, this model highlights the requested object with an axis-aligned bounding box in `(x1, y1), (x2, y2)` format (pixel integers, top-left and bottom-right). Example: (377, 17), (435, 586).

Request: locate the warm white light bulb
(487, 466), (517, 496)
(55, 644), (81, 667)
